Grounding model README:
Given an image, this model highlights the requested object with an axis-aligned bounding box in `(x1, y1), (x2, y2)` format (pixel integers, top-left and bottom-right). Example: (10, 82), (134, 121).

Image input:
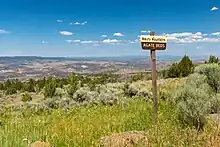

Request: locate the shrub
(22, 93), (32, 102)
(175, 73), (215, 130)
(5, 87), (17, 95)
(66, 82), (80, 98)
(26, 79), (36, 92)
(167, 63), (180, 78)
(195, 63), (220, 93)
(55, 87), (66, 98)
(44, 79), (56, 98)
(98, 83), (125, 105)
(36, 77), (46, 90)
(73, 87), (98, 103)
(125, 81), (152, 98)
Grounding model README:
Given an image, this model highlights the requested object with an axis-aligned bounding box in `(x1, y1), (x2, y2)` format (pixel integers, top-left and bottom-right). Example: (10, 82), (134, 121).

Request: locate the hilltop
(0, 55), (220, 146)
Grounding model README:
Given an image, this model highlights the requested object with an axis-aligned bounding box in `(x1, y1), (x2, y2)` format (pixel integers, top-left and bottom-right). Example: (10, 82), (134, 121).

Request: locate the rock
(29, 141), (51, 147)
(100, 131), (149, 147)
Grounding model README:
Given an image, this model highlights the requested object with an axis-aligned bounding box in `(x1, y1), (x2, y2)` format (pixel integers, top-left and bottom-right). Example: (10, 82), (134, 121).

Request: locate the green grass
(0, 98), (219, 147)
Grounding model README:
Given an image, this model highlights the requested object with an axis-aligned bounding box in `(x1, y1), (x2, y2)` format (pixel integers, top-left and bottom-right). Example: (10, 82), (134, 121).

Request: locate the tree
(178, 55), (194, 77)
(36, 77), (46, 90)
(166, 55), (194, 78)
(68, 73), (79, 85)
(0, 83), (4, 90)
(208, 55), (219, 64)
(44, 78), (56, 98)
(14, 79), (23, 91)
(167, 63), (180, 78)
(23, 79), (35, 92)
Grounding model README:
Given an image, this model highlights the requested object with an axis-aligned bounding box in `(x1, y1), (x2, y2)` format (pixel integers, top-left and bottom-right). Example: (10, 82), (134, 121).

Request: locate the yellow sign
(140, 35), (167, 43)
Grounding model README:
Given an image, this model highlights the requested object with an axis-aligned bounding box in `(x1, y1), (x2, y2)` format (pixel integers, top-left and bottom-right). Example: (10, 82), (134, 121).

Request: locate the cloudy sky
(0, 0), (219, 57)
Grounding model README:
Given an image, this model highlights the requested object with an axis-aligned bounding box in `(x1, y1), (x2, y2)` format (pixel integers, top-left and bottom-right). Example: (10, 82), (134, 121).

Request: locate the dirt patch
(100, 131), (149, 147)
(29, 141), (51, 147)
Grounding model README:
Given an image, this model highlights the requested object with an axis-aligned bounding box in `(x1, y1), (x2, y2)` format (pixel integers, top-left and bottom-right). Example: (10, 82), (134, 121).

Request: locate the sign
(141, 42), (166, 50)
(140, 35), (167, 50)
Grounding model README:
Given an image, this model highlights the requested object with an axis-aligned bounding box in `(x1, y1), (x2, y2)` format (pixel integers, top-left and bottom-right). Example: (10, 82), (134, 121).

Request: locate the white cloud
(73, 21), (88, 25)
(165, 32), (220, 43)
(72, 40), (81, 43)
(101, 35), (108, 38)
(191, 35), (203, 39)
(211, 7), (218, 11)
(56, 20), (63, 23)
(102, 39), (121, 43)
(59, 31), (73, 36)
(165, 32), (194, 37)
(0, 29), (10, 34)
(113, 32), (124, 37)
(65, 40), (72, 43)
(141, 30), (151, 33)
(82, 21), (87, 25)
(65, 40), (81, 43)
(198, 38), (220, 43)
(81, 40), (98, 44)
(130, 41), (136, 44)
(212, 32), (220, 36)
(168, 37), (220, 43)
(41, 41), (48, 44)
(74, 22), (81, 25)
(195, 32), (202, 36)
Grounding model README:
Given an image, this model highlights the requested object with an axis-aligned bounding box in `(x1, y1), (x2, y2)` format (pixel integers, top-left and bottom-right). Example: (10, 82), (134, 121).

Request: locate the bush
(5, 87), (17, 95)
(164, 55), (194, 78)
(195, 63), (220, 93)
(124, 81), (152, 98)
(167, 63), (180, 78)
(175, 73), (215, 130)
(44, 79), (56, 98)
(98, 83), (125, 106)
(22, 93), (32, 102)
(66, 82), (80, 98)
(73, 87), (98, 103)
(55, 87), (66, 98)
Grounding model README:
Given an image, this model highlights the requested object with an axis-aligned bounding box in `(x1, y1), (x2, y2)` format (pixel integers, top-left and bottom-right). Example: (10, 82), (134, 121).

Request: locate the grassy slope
(0, 78), (219, 147)
(1, 98), (219, 147)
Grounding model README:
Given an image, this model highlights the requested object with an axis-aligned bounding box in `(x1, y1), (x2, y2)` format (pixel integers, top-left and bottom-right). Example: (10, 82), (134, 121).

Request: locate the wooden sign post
(140, 32), (167, 121)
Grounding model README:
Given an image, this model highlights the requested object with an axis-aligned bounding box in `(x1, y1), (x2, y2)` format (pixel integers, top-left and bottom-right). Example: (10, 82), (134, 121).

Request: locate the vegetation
(162, 55), (194, 78)
(175, 73), (215, 131)
(205, 55), (219, 64)
(22, 93), (32, 102)
(0, 55), (220, 146)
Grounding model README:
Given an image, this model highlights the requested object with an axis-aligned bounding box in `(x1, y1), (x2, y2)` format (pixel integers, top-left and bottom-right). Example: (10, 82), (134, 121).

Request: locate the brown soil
(29, 141), (51, 147)
(100, 131), (149, 147)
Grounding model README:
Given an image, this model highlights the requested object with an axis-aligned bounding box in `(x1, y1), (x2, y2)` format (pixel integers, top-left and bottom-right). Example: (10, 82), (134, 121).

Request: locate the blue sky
(0, 0), (220, 57)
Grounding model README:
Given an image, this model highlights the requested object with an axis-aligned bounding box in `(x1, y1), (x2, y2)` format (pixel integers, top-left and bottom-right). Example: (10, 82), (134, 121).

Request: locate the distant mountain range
(0, 55), (209, 62)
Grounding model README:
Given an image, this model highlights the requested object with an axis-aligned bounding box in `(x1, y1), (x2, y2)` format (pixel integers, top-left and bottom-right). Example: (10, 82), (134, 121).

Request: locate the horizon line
(0, 55), (210, 58)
